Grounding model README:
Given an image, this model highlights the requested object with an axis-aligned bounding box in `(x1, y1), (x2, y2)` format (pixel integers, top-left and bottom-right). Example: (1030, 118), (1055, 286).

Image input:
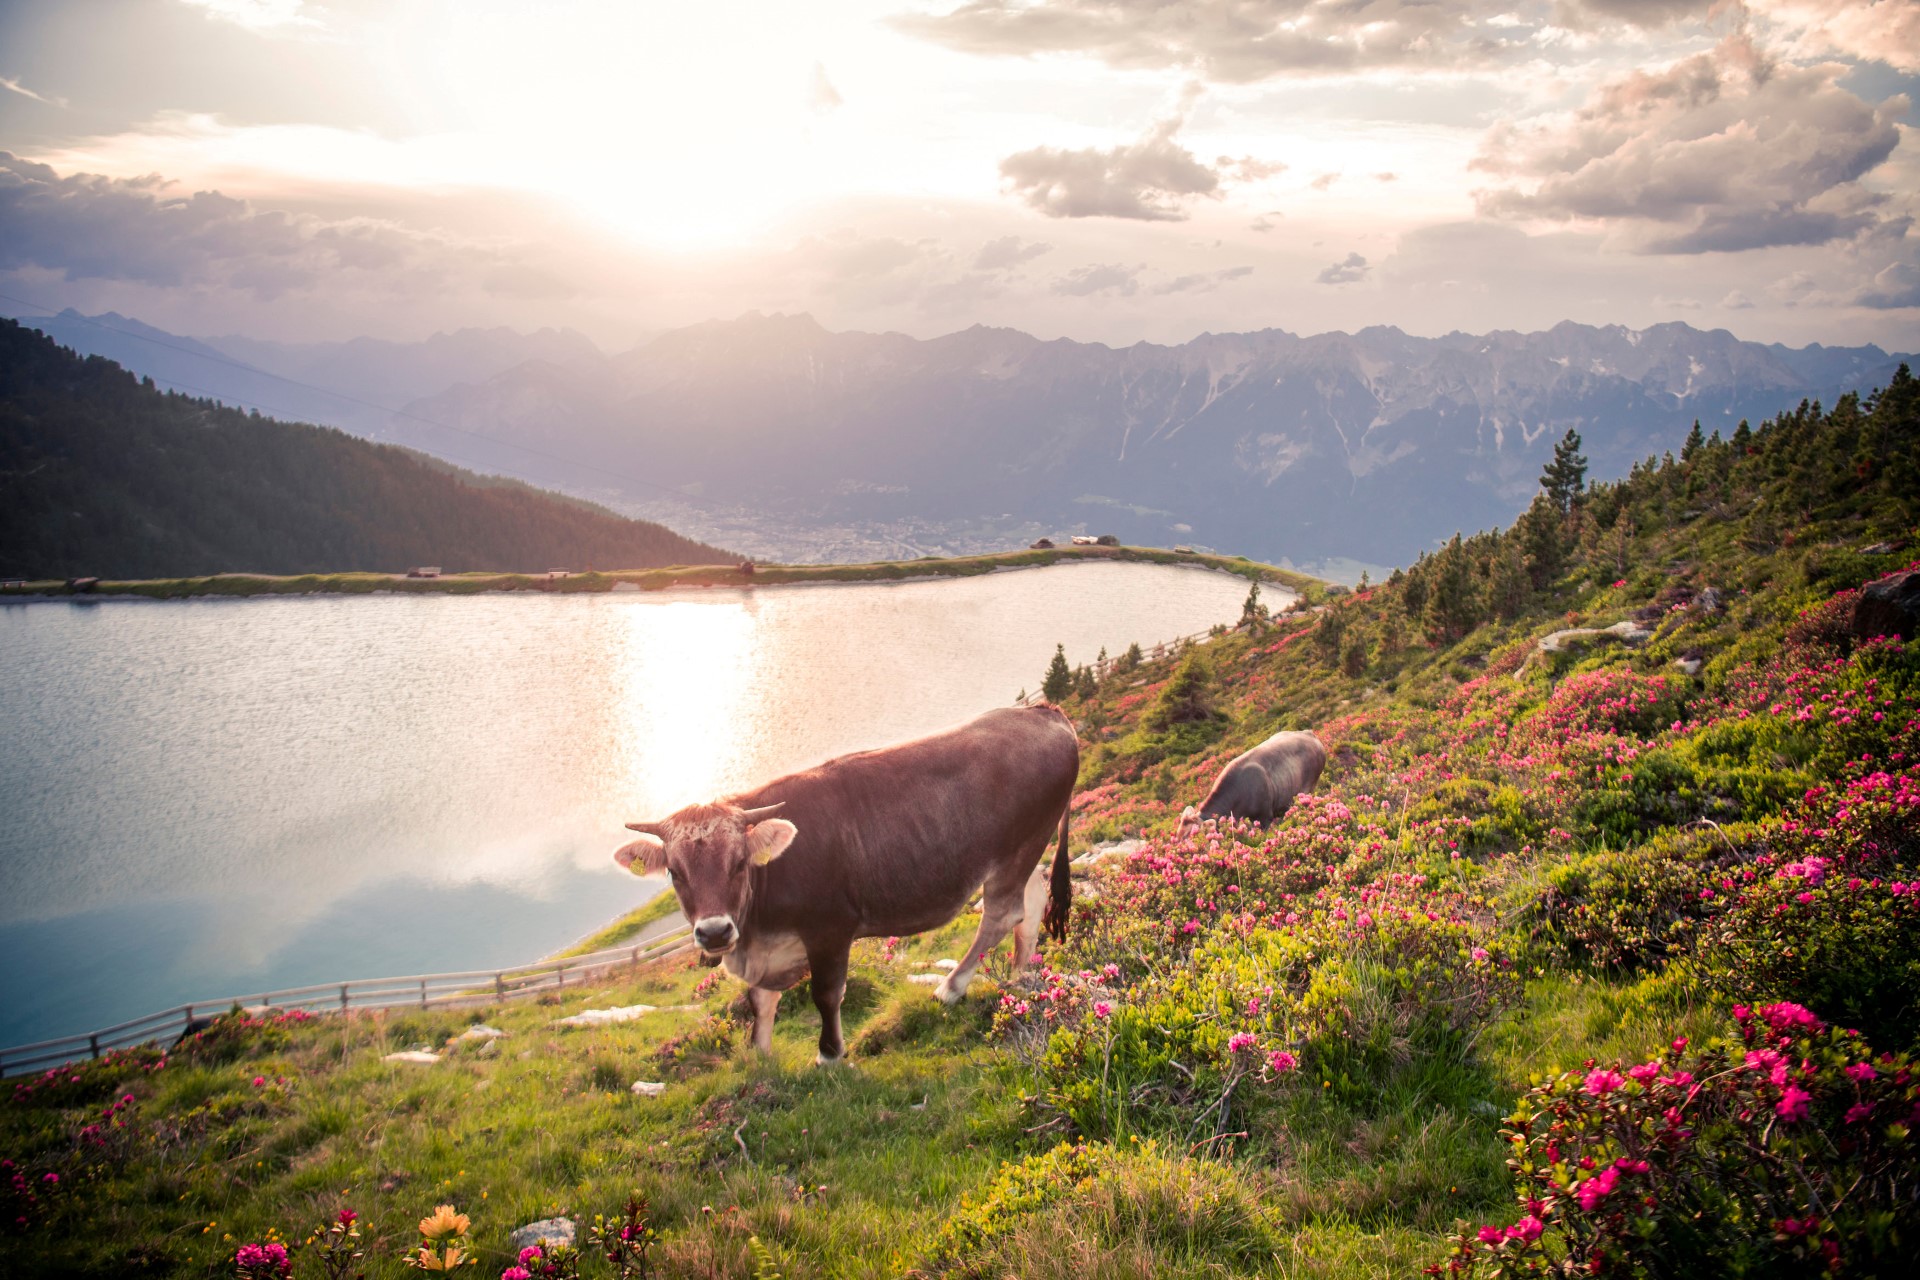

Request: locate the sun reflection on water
(610, 597), (760, 820)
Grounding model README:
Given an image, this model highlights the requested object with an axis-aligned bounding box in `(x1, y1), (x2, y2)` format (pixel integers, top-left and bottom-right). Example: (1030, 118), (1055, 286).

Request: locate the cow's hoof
(932, 977), (967, 1005)
(815, 1049), (845, 1066)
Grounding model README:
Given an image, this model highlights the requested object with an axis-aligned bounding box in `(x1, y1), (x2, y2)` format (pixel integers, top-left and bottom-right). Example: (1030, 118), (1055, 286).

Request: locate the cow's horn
(739, 802), (786, 822)
(625, 821), (666, 836)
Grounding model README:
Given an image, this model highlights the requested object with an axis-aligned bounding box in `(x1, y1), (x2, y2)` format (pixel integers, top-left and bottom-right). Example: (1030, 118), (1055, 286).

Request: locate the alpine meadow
(5, 2), (1920, 1278)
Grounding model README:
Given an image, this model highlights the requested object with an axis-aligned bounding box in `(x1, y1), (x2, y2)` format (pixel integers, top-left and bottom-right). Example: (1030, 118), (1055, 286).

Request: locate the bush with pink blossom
(1434, 1003), (1920, 1276)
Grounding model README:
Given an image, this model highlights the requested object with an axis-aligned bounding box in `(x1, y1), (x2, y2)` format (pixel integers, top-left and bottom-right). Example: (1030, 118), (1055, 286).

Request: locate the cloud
(1000, 114), (1220, 221)
(179, 0), (322, 34)
(809, 62), (844, 114)
(1721, 288), (1755, 308)
(0, 152), (483, 299)
(894, 0), (1540, 83)
(1, 75), (64, 107)
(1316, 251), (1370, 284)
(1854, 262), (1920, 308)
(1051, 262), (1142, 295)
(1309, 173), (1340, 191)
(1747, 0), (1920, 74)
(973, 235), (1052, 271)
(1249, 215), (1279, 232)
(1655, 294), (1702, 309)
(1375, 172), (1398, 183)
(1218, 155), (1286, 182)
(1473, 31), (1905, 254)
(1152, 264), (1254, 294)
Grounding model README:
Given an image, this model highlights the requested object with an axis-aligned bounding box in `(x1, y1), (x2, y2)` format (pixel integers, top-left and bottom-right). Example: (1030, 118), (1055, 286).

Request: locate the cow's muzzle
(692, 916), (738, 955)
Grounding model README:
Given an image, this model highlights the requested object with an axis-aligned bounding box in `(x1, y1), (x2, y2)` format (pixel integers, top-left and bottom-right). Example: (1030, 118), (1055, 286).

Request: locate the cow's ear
(614, 833), (667, 874)
(746, 818), (798, 866)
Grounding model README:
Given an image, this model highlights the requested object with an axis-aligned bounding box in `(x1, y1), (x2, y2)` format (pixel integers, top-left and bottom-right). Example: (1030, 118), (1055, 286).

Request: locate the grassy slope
(0, 544), (1324, 602)
(4, 379), (1914, 1278)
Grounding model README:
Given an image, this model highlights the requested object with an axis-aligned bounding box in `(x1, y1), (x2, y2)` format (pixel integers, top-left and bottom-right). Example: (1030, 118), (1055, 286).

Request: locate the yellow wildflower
(418, 1204), (470, 1241)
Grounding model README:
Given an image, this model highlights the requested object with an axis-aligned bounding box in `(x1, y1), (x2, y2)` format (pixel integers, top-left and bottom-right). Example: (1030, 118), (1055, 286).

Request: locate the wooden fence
(0, 924), (694, 1079)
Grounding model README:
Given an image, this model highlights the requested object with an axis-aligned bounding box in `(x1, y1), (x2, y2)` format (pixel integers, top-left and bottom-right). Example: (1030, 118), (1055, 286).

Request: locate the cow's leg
(1011, 857), (1051, 970)
(935, 854), (1039, 1004)
(805, 941), (851, 1064)
(747, 986), (781, 1055)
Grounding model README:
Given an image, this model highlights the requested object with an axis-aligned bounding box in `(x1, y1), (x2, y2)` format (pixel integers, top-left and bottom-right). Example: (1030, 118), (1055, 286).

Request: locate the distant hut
(407, 566), (442, 579)
(1030, 538), (1055, 550)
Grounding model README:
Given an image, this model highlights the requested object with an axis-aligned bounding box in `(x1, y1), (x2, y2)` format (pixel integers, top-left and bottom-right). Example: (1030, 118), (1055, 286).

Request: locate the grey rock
(1537, 620), (1653, 654)
(1673, 657), (1705, 676)
(1696, 587), (1726, 613)
(1853, 569), (1920, 642)
(509, 1218), (576, 1254)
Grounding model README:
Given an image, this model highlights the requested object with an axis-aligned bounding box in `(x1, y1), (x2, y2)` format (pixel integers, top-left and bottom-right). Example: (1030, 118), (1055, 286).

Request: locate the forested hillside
(2, 371), (1916, 1278)
(0, 321), (729, 579)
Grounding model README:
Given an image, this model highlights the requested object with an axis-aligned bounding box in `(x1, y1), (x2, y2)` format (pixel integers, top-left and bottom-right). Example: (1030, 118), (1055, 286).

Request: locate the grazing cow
(1180, 729), (1326, 830)
(613, 705), (1078, 1062)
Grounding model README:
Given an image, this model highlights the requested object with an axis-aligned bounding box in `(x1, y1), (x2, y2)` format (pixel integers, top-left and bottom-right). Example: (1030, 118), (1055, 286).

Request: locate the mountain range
(12, 308), (1913, 571)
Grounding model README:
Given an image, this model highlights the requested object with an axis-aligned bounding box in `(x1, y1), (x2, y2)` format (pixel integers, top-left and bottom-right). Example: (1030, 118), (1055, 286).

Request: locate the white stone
(908, 974), (944, 986)
(933, 958), (959, 970)
(630, 1080), (667, 1097)
(555, 1004), (657, 1027)
(383, 1050), (440, 1064)
(509, 1218), (576, 1253)
(459, 1024), (506, 1041)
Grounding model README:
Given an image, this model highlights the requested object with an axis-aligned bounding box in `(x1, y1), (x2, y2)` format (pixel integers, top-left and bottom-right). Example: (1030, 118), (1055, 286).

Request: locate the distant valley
(13, 307), (1913, 576)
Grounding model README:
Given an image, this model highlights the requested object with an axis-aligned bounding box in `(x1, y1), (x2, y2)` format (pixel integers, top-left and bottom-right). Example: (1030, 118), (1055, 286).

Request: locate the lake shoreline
(0, 545), (1326, 604)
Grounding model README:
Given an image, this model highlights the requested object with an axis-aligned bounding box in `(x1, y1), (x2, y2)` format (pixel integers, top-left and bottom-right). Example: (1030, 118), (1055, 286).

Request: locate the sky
(0, 0), (1917, 351)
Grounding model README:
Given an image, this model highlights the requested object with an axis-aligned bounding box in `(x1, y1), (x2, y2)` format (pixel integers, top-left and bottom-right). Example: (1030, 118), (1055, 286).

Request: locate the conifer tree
(1681, 420), (1705, 463)
(1541, 428), (1588, 517)
(1042, 644), (1073, 702)
(1240, 580), (1267, 631)
(1423, 534), (1481, 641)
(1490, 542), (1529, 620)
(1146, 649), (1216, 730)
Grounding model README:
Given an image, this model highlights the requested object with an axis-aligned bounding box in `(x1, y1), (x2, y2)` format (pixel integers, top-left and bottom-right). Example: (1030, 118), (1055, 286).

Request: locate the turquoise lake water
(0, 562), (1263, 1047)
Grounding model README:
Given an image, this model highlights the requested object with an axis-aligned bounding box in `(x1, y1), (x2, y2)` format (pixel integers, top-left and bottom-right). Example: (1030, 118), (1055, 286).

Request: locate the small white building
(1070, 535), (1099, 546)
(407, 566), (442, 578)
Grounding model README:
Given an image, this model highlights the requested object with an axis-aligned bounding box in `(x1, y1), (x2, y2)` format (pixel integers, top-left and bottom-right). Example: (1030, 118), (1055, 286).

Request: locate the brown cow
(1180, 729), (1326, 831)
(613, 705), (1078, 1062)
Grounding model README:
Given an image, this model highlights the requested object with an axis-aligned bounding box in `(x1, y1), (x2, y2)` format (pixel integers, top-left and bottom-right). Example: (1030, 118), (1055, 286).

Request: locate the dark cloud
(1473, 32), (1905, 254)
(1000, 115), (1220, 220)
(893, 0), (1534, 83)
(1316, 251), (1369, 284)
(1051, 262), (1142, 295)
(1151, 264), (1254, 294)
(0, 152), (475, 299)
(1855, 262), (1920, 309)
(972, 235), (1052, 270)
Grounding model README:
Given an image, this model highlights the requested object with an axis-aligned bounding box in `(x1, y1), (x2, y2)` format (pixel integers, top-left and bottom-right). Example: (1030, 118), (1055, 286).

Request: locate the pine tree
(1422, 534), (1481, 641)
(1042, 644), (1073, 702)
(1490, 541), (1529, 620)
(1075, 664), (1097, 698)
(1240, 580), (1267, 631)
(1541, 428), (1588, 517)
(1517, 494), (1566, 589)
(1681, 420), (1705, 463)
(1146, 649), (1215, 730)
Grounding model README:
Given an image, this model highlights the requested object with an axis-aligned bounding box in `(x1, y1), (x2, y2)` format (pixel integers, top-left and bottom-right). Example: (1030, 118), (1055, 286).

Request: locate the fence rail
(0, 924), (695, 1079)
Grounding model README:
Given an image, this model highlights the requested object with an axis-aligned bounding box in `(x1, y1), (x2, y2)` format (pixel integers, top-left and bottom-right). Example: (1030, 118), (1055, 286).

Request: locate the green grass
(555, 889), (686, 957)
(0, 546), (1325, 603)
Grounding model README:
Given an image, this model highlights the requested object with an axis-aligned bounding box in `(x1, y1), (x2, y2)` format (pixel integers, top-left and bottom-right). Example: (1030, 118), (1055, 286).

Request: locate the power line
(0, 287), (710, 508)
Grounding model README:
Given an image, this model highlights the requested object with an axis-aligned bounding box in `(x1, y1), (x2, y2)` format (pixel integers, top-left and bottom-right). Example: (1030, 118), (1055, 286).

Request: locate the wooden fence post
(495, 973), (505, 999)
(419, 978), (427, 1008)
(89, 1034), (99, 1059)
(340, 984), (349, 1011)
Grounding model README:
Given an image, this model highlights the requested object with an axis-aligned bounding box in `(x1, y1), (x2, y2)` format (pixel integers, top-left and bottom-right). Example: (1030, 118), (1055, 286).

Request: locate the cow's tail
(1041, 801), (1073, 942)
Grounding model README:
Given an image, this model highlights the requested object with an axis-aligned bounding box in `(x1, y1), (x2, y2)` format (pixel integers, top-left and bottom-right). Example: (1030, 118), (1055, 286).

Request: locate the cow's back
(1201, 729), (1325, 822)
(739, 706), (1078, 939)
